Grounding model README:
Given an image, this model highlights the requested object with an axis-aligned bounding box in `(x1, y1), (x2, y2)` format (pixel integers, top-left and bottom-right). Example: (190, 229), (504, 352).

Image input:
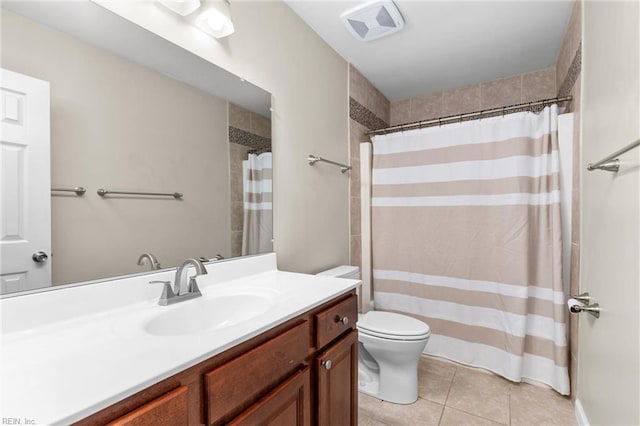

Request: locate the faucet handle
(187, 276), (202, 296)
(149, 280), (175, 305)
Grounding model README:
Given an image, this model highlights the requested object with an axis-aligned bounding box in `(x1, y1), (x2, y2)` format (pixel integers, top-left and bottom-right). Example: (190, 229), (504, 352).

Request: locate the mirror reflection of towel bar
(51, 186), (86, 196)
(97, 189), (183, 199)
(307, 154), (351, 173)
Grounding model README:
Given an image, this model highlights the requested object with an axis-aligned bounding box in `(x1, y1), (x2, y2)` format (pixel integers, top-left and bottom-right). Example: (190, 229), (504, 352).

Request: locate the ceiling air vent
(341, 0), (404, 42)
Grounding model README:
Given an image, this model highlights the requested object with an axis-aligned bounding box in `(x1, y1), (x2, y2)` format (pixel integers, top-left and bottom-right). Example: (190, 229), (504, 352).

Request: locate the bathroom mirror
(0, 1), (273, 296)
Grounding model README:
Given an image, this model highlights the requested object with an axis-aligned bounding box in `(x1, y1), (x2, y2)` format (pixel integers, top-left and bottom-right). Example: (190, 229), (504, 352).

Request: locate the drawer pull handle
(335, 315), (349, 325)
(322, 359), (332, 370)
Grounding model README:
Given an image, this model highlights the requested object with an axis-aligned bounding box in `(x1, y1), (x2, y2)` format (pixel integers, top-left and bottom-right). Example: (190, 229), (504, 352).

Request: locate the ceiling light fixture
(157, 0), (235, 39)
(157, 0), (201, 17)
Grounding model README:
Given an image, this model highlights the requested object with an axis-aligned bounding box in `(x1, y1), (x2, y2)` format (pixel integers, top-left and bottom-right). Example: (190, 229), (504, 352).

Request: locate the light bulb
(207, 12), (226, 32)
(194, 4), (235, 38)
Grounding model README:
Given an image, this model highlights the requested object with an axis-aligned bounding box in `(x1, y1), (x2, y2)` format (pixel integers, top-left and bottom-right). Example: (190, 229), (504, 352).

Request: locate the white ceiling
(285, 1), (574, 101)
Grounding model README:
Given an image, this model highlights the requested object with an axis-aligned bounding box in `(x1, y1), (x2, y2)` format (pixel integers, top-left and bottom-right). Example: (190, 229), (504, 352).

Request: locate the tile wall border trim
(559, 43), (582, 98)
(229, 126), (271, 150)
(349, 97), (388, 131)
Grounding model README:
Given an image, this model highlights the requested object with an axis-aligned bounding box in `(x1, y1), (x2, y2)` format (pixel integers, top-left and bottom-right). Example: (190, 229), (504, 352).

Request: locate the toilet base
(357, 357), (420, 404)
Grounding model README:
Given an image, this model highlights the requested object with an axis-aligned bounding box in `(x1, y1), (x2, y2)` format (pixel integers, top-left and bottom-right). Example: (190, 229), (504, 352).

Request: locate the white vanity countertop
(0, 254), (359, 425)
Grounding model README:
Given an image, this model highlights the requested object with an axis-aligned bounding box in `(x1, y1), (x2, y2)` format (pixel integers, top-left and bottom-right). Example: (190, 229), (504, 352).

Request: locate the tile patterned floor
(359, 356), (577, 426)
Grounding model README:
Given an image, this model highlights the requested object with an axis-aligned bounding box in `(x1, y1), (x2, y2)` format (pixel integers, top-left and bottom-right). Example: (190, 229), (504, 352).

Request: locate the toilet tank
(317, 265), (362, 313)
(316, 265), (360, 280)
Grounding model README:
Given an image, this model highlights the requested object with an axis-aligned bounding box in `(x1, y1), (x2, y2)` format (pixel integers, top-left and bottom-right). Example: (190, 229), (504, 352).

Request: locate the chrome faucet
(137, 252), (161, 270)
(149, 258), (208, 306)
(174, 258), (208, 296)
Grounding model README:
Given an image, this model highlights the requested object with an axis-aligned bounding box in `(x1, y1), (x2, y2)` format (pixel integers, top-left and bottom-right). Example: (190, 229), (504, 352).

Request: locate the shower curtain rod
(364, 96), (573, 136)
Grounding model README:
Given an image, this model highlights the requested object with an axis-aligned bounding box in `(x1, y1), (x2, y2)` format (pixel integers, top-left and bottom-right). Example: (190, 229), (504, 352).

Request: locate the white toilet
(317, 265), (431, 405)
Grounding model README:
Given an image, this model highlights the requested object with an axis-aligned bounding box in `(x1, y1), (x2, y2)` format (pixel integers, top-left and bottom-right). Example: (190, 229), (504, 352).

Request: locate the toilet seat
(358, 311), (430, 341)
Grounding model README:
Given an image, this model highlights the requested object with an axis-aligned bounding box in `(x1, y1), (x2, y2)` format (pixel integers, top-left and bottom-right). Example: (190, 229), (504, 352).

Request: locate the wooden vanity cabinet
(315, 330), (358, 426)
(106, 386), (189, 426)
(205, 321), (310, 425)
(228, 367), (311, 426)
(76, 291), (357, 426)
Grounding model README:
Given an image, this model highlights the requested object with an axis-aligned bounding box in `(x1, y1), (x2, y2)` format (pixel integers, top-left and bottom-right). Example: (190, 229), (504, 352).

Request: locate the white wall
(94, 0), (351, 274)
(578, 2), (639, 424)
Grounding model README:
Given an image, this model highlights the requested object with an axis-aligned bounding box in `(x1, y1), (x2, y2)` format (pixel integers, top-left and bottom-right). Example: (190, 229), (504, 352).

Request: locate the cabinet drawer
(314, 294), (357, 350)
(229, 367), (311, 426)
(205, 321), (309, 425)
(107, 385), (188, 426)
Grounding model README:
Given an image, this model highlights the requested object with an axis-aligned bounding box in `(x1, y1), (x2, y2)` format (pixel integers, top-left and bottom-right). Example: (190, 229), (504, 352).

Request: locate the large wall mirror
(0, 1), (273, 296)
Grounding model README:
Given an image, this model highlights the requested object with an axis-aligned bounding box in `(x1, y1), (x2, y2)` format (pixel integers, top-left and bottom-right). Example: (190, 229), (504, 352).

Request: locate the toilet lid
(357, 311), (430, 339)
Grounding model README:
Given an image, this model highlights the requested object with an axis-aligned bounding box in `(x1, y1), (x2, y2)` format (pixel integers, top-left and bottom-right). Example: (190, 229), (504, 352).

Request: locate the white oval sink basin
(144, 292), (276, 336)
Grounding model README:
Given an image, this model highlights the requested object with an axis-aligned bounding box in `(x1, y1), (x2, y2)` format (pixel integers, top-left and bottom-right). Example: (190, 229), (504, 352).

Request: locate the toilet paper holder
(568, 292), (600, 318)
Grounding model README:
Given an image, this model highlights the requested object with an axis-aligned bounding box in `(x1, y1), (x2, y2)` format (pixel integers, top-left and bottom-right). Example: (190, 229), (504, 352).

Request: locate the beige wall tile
(480, 75), (522, 110)
(351, 234), (362, 269)
(229, 102), (251, 131)
(556, 1), (582, 91)
(390, 98), (411, 125)
(230, 230), (242, 258)
(446, 367), (510, 424)
(250, 112), (272, 139)
(442, 84), (481, 116)
(351, 196), (361, 237)
(230, 200), (244, 232)
(510, 382), (576, 426)
(439, 407), (504, 426)
(350, 65), (391, 124)
(556, 44), (572, 95)
(522, 67), (556, 102)
(389, 65), (562, 126)
(229, 143), (249, 202)
(350, 158), (361, 199)
(411, 92), (443, 122)
(350, 119), (370, 161)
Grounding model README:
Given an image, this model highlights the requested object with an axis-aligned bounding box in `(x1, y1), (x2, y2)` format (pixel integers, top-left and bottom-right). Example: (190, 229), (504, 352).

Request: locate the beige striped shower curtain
(242, 153), (273, 255)
(371, 105), (569, 394)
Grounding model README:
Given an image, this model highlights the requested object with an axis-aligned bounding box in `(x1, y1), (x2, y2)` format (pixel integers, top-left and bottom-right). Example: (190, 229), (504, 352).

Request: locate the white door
(0, 68), (51, 294)
(579, 2), (639, 425)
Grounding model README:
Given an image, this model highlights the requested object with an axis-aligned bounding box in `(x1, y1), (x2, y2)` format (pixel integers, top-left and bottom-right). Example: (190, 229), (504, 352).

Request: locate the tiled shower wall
(389, 67), (557, 125)
(348, 0), (582, 395)
(348, 66), (390, 270)
(228, 103), (272, 257)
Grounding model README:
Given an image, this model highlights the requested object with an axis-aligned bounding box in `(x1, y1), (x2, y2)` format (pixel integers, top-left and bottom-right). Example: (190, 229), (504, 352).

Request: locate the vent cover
(341, 1), (404, 42)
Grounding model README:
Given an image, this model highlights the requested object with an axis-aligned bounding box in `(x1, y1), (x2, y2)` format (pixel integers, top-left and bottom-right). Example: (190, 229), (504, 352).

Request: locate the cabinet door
(229, 367), (311, 426)
(107, 386), (188, 426)
(315, 329), (358, 426)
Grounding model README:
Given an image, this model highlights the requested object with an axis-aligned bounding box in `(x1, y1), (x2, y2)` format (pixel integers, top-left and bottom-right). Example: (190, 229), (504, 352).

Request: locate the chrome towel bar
(587, 139), (640, 172)
(97, 189), (183, 199)
(51, 186), (86, 196)
(308, 155), (351, 173)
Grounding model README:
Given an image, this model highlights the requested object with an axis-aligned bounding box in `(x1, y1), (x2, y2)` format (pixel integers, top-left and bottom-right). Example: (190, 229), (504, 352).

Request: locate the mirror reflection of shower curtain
(371, 105), (570, 395)
(242, 153), (273, 255)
